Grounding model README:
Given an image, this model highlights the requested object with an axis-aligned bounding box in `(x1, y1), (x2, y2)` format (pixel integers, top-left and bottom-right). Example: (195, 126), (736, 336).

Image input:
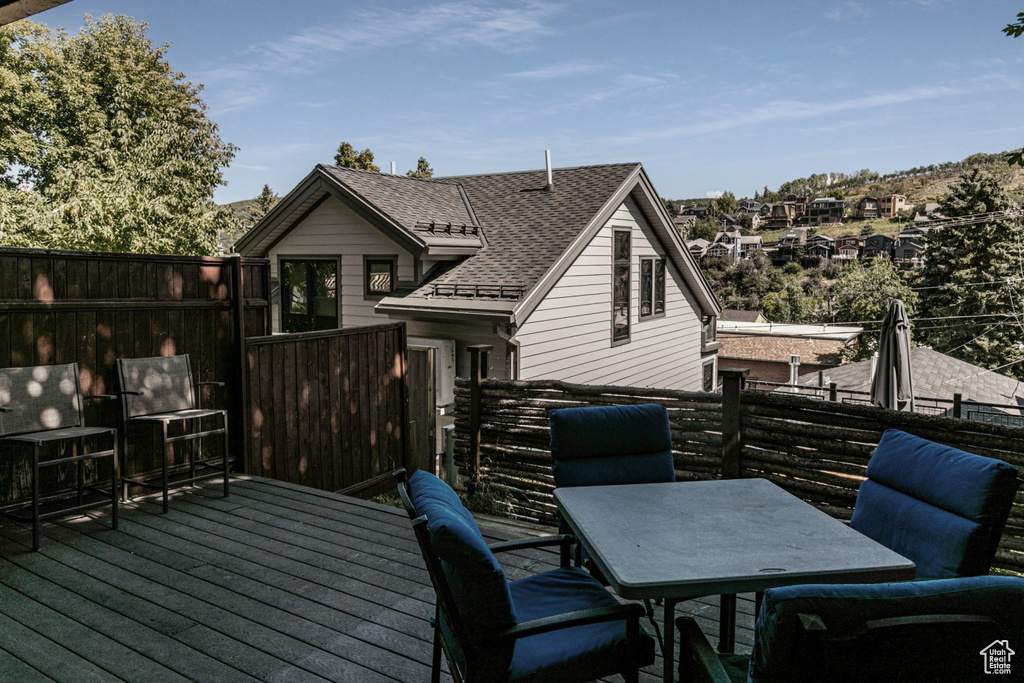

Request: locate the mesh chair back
(117, 355), (196, 419)
(0, 363), (84, 437)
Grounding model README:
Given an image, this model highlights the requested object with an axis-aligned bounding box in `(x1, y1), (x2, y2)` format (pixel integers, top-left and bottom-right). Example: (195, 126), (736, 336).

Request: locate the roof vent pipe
(544, 149), (553, 191)
(391, 161), (396, 175)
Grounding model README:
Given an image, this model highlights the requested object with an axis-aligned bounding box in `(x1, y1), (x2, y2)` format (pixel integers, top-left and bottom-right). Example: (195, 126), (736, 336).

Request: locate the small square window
(365, 258), (396, 296)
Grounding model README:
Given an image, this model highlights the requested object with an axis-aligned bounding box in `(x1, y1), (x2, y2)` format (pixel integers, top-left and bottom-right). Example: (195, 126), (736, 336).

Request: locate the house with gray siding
(235, 162), (721, 392)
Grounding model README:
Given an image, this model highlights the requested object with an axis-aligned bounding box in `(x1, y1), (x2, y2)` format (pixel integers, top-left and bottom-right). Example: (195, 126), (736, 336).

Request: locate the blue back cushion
(749, 576), (1024, 682)
(406, 470), (517, 639)
(549, 404), (675, 487)
(850, 430), (1019, 578)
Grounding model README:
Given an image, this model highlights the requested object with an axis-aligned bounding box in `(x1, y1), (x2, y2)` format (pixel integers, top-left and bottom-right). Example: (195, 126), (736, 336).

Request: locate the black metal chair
(0, 363), (119, 551)
(117, 354), (228, 513)
(395, 467), (655, 683)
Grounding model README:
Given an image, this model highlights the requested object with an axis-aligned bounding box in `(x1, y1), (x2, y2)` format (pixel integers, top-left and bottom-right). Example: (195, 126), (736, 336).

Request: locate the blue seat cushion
(850, 430), (1019, 578)
(549, 404), (675, 487)
(406, 470), (516, 640)
(749, 576), (1024, 682)
(508, 567), (655, 683)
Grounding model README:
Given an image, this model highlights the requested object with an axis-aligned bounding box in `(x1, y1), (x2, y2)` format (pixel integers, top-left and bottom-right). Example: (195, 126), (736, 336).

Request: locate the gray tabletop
(554, 478), (916, 600)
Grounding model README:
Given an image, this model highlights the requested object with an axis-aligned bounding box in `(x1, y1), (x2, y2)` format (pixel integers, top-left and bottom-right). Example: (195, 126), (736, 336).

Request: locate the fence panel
(243, 323), (409, 495)
(454, 376), (1024, 575)
(0, 248), (270, 506)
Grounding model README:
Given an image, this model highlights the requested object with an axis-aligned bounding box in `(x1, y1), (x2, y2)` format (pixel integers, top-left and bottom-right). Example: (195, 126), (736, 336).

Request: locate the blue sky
(29, 0), (1024, 204)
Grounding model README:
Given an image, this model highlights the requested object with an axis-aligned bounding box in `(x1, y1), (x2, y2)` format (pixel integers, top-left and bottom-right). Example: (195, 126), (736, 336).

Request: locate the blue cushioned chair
(549, 403), (676, 490)
(394, 468), (655, 683)
(850, 429), (1020, 578)
(676, 575), (1024, 682)
(549, 403), (676, 572)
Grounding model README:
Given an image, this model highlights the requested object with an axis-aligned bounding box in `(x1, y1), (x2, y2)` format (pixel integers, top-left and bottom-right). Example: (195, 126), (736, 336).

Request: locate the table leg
(718, 594), (736, 653)
(663, 598), (677, 683)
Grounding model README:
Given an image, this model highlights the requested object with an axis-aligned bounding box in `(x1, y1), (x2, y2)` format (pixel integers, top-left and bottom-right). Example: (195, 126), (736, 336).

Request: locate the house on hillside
(894, 234), (925, 265)
(804, 197), (845, 226)
(235, 162), (722, 395)
(853, 197), (880, 220)
(863, 234), (895, 259)
(878, 194), (907, 218)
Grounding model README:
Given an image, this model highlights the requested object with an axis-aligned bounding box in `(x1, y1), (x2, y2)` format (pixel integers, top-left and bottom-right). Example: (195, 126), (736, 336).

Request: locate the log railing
(452, 367), (1024, 575)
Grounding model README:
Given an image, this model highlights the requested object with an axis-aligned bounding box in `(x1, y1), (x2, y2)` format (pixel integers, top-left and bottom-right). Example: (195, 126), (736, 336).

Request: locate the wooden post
(468, 345), (491, 491)
(953, 393), (962, 419)
(829, 381), (837, 402)
(230, 255), (248, 474)
(720, 369), (748, 480)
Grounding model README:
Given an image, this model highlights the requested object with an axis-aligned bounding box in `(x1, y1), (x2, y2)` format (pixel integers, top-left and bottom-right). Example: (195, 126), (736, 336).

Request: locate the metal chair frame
(117, 354), (228, 513)
(0, 363), (119, 551)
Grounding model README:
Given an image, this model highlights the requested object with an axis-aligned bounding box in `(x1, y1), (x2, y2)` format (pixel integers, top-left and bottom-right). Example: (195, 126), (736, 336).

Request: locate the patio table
(554, 478), (916, 683)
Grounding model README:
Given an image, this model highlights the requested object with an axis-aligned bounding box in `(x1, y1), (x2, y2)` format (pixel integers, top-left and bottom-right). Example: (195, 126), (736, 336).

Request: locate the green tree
(406, 157), (433, 178)
(916, 170), (1024, 379)
(0, 15), (236, 255)
(689, 216), (719, 242)
(829, 257), (918, 361)
(713, 191), (738, 216)
(334, 141), (380, 172)
(249, 184), (279, 223)
(1004, 13), (1024, 165)
(761, 281), (814, 324)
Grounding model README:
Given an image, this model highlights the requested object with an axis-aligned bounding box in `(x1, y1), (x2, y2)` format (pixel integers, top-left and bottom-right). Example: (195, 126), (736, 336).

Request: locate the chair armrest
(84, 394), (119, 401)
(120, 390), (144, 396)
(675, 616), (733, 683)
(195, 381), (225, 387)
(498, 601), (646, 641)
(488, 534), (573, 555)
(0, 406), (10, 413)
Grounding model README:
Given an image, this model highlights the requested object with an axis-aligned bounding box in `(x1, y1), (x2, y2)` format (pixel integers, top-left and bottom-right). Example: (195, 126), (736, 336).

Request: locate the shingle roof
(405, 163), (640, 298)
(799, 346), (1024, 408)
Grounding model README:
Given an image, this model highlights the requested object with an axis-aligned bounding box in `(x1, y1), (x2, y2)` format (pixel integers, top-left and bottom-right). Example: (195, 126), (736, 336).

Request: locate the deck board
(0, 476), (753, 682)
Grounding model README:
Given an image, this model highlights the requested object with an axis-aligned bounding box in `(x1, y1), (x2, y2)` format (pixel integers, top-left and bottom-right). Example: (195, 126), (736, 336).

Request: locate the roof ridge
(437, 161), (641, 181)
(321, 164), (463, 186)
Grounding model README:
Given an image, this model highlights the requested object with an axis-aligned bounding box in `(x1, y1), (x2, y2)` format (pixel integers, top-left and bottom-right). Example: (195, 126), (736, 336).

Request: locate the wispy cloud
(508, 61), (604, 80)
(607, 84), (967, 145)
(824, 2), (872, 22)
(254, 1), (563, 67)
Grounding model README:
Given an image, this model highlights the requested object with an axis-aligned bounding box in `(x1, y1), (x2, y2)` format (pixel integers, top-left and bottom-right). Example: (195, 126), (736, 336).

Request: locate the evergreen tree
(249, 184), (279, 223)
(405, 157), (433, 178)
(916, 170), (1024, 379)
(334, 142), (380, 172)
(0, 15), (237, 255)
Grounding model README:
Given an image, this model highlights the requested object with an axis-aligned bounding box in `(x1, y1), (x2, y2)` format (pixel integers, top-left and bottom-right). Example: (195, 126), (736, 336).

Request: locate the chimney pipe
(391, 161), (396, 175)
(545, 150), (553, 191)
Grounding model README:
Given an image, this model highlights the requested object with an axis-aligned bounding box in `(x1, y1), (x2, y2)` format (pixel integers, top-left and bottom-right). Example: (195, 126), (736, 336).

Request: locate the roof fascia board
(234, 168), (325, 255)
(512, 164), (644, 325)
(633, 169), (721, 316)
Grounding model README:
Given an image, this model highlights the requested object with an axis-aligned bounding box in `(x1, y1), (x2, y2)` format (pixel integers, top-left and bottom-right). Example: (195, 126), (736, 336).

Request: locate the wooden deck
(0, 476), (754, 682)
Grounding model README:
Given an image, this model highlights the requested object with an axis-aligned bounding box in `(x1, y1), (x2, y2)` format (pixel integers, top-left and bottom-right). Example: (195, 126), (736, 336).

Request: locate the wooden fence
(242, 323), (412, 497)
(0, 247), (270, 505)
(452, 370), (1024, 576)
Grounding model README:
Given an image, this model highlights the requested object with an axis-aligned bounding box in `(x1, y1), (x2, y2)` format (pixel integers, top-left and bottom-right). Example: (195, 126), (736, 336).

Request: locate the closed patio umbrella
(870, 299), (915, 411)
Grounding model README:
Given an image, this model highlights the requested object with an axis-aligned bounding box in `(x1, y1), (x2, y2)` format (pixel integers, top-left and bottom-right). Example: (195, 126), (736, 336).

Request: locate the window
(702, 359), (716, 392)
(640, 257), (666, 318)
(280, 259), (338, 333)
(612, 230), (630, 343)
(364, 257), (397, 297)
